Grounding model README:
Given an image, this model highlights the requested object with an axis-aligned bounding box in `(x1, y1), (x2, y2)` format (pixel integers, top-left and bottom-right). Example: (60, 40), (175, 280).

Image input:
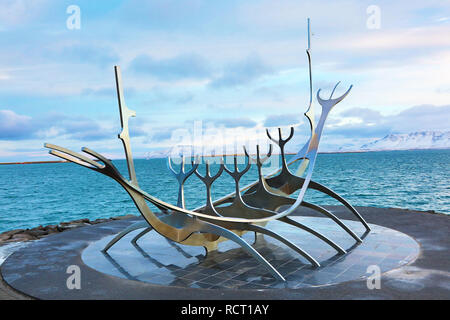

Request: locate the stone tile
(277, 260), (305, 274)
(139, 273), (176, 285)
(219, 279), (248, 289)
(200, 275), (228, 285)
(195, 266), (221, 276)
(248, 276), (278, 287)
(168, 268), (191, 278)
(179, 271), (209, 282)
(213, 270), (240, 280)
(239, 282), (269, 290)
(80, 216), (420, 290)
(189, 281), (215, 289)
(169, 277), (196, 287)
(285, 270), (312, 284)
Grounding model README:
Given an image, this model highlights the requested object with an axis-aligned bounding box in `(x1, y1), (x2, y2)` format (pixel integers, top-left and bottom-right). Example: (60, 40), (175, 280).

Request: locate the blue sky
(0, 0), (449, 161)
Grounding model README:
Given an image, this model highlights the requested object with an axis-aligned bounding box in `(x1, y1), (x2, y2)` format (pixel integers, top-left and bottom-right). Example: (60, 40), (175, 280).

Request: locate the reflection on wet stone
(82, 217), (419, 289)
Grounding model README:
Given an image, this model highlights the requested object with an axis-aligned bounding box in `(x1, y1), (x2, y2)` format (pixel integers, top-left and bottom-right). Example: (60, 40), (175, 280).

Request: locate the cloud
(436, 86), (450, 94)
(253, 85), (285, 102)
(146, 117), (258, 144)
(0, 110), (143, 142)
(35, 114), (117, 141)
(117, 0), (240, 34)
(150, 129), (174, 142)
(146, 125), (188, 144)
(82, 87), (117, 97)
(264, 113), (302, 127)
(209, 117), (257, 128)
(81, 86), (136, 99)
(42, 113), (146, 141)
(0, 72), (11, 80)
(344, 25), (450, 51)
(209, 54), (274, 88)
(0, 0), (49, 27)
(1, 1), (450, 162)
(129, 53), (212, 80)
(325, 122), (391, 138)
(143, 88), (194, 105)
(0, 109), (34, 140)
(56, 43), (120, 68)
(326, 104), (450, 138)
(390, 104), (450, 132)
(339, 108), (383, 121)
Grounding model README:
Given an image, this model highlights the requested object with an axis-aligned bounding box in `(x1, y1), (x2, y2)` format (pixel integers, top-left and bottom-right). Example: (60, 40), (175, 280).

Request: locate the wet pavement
(1, 206), (449, 299)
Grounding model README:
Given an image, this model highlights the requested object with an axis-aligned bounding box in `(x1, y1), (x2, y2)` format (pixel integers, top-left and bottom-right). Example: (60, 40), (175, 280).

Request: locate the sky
(0, 0), (449, 161)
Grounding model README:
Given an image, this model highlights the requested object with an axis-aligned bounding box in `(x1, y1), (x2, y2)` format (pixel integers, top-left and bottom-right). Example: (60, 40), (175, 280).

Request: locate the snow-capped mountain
(143, 149), (170, 159)
(143, 131), (450, 157)
(360, 131), (450, 151)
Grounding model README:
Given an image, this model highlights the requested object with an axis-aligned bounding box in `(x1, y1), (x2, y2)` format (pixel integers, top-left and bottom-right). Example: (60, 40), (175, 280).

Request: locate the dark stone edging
(0, 215), (136, 245)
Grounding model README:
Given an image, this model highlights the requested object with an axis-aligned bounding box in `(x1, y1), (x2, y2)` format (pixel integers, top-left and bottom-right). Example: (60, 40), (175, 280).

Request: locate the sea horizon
(0, 149), (448, 234)
(2, 147), (449, 165)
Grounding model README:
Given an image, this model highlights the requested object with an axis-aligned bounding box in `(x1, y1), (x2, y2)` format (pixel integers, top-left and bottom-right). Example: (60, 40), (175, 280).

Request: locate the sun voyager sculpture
(44, 21), (370, 282)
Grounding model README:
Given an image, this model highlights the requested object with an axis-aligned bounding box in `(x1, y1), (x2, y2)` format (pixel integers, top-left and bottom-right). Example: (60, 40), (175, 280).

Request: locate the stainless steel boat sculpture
(44, 25), (370, 282)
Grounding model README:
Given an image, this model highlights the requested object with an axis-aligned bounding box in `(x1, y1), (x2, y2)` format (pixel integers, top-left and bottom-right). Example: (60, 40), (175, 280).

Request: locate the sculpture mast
(304, 18), (314, 130)
(115, 66), (138, 186)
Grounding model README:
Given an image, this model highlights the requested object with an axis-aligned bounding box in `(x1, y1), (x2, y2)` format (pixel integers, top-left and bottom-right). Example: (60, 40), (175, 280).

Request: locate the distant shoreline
(0, 148), (448, 165)
(0, 160), (69, 165)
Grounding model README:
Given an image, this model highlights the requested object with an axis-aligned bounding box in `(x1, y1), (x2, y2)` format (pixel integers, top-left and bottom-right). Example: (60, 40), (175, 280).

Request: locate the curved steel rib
(193, 158), (225, 217)
(45, 32), (369, 281)
(279, 216), (346, 253)
(219, 152), (346, 253)
(95, 82), (356, 226)
(115, 66), (138, 187)
(102, 221), (149, 252)
(246, 223), (319, 267)
(45, 64), (291, 280)
(307, 180), (370, 231)
(131, 226), (153, 245)
(302, 201), (362, 242)
(45, 143), (286, 281)
(132, 156), (198, 244)
(192, 154), (321, 267)
(207, 82), (369, 232)
(168, 156), (199, 209)
(248, 124), (371, 232)
(45, 83), (356, 227)
(47, 78), (353, 227)
(236, 142), (359, 245)
(43, 80), (351, 280)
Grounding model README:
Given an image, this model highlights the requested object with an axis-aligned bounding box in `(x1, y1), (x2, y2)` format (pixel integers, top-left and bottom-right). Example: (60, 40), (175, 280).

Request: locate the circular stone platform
(82, 217), (418, 289)
(1, 206), (449, 299)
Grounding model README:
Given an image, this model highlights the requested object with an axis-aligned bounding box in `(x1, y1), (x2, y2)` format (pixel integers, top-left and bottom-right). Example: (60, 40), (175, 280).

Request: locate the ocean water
(0, 149), (448, 233)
